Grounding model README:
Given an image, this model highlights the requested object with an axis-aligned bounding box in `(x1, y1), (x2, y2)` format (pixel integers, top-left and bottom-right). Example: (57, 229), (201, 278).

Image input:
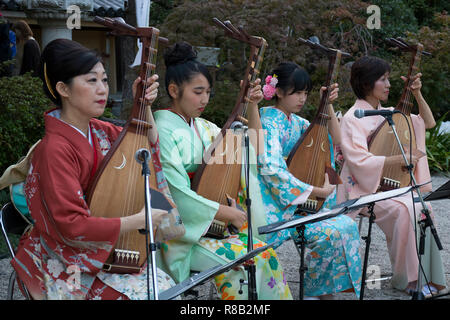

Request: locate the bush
(387, 12), (449, 121)
(0, 72), (50, 176)
(426, 112), (450, 174)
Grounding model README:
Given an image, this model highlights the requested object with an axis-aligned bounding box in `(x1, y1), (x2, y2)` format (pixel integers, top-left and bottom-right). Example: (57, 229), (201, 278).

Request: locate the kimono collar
(169, 109), (195, 129)
(46, 108), (93, 145)
(44, 108), (98, 180)
(354, 99), (383, 111)
(266, 106), (292, 123)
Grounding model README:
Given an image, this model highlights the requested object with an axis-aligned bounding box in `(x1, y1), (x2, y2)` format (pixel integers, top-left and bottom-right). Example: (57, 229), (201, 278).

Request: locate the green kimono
(154, 110), (292, 300)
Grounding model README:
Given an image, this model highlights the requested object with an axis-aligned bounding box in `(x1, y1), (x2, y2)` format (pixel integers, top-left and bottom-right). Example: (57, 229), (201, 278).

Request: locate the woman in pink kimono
(337, 56), (446, 296)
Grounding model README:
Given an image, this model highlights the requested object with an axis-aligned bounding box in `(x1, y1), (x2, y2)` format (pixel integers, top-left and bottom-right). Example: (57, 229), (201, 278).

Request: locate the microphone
(135, 148), (151, 164)
(354, 109), (401, 119)
(230, 121), (247, 131)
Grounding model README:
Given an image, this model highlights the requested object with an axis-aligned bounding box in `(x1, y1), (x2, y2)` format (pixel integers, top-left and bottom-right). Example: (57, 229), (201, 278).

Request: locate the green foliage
(387, 12), (449, 121)
(0, 188), (9, 206)
(154, 0), (372, 125)
(150, 0), (179, 26)
(368, 0), (419, 42)
(405, 0), (450, 26)
(426, 112), (450, 174)
(0, 73), (50, 175)
(149, 0), (448, 175)
(0, 70), (119, 176)
(151, 0), (448, 127)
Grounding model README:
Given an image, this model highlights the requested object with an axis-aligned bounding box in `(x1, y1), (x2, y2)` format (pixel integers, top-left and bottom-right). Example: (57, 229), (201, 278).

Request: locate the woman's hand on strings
(384, 147), (425, 172)
(311, 173), (335, 199)
(402, 146), (426, 171)
(132, 74), (159, 106)
(216, 199), (247, 231)
(320, 83), (339, 104)
(401, 73), (422, 97)
(119, 206), (168, 235)
(150, 208), (168, 233)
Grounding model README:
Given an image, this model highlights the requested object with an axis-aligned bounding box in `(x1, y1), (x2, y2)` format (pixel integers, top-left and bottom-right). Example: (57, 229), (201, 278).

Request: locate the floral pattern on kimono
(257, 106), (362, 297)
(154, 109), (292, 300)
(11, 109), (176, 300)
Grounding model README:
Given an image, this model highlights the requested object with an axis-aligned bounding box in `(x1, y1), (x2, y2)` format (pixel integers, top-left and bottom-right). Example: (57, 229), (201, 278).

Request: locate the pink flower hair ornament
(263, 74), (278, 100)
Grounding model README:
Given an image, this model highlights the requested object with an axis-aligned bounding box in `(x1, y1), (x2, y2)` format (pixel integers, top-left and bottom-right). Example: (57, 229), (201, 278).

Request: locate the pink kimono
(337, 99), (446, 291)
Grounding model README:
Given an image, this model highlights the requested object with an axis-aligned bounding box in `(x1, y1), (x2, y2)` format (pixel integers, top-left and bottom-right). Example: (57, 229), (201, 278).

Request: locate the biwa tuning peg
(386, 38), (431, 56)
(298, 36), (351, 58)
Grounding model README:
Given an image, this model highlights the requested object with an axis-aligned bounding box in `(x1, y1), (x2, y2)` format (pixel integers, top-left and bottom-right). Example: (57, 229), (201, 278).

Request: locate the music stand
(159, 240), (281, 300)
(413, 179), (450, 300)
(259, 206), (345, 300)
(415, 179), (450, 202)
(230, 122), (258, 300)
(339, 185), (431, 300)
(258, 185), (423, 300)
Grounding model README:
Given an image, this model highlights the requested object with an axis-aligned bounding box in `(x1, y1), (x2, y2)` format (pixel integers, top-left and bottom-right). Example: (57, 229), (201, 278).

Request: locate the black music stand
(239, 123), (258, 300)
(414, 179), (450, 300)
(159, 240), (281, 300)
(338, 185), (431, 300)
(258, 185), (423, 300)
(418, 179), (450, 202)
(259, 206), (345, 300)
(382, 113), (443, 300)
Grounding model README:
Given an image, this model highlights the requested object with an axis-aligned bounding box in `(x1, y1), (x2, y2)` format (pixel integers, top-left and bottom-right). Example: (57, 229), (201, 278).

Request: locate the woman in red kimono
(11, 39), (176, 300)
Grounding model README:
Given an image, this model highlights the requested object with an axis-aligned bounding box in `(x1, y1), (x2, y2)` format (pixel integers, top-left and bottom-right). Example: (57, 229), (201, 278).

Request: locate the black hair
(163, 41), (213, 99)
(269, 62), (312, 100)
(350, 56), (391, 99)
(40, 39), (102, 107)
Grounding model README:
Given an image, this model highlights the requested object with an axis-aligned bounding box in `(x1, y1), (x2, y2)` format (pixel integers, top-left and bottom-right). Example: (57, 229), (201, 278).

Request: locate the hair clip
(44, 63), (57, 99)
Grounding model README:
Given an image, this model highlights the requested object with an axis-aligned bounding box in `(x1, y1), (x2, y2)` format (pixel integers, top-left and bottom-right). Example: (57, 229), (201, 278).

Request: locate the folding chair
(0, 202), (32, 299)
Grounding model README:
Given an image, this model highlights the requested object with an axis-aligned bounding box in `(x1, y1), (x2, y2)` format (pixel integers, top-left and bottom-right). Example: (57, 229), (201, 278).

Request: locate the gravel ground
(1, 174), (448, 300)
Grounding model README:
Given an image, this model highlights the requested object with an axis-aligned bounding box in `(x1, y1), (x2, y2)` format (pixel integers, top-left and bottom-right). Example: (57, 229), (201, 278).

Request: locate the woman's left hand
(241, 78), (263, 105)
(401, 73), (422, 97)
(320, 83), (339, 103)
(132, 74), (159, 106)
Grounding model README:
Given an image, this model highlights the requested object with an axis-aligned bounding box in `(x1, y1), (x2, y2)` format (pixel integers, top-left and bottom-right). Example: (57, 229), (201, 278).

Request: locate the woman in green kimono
(154, 42), (292, 300)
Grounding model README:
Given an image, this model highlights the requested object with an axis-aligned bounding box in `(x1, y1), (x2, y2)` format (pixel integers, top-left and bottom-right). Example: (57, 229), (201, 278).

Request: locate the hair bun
(164, 41), (197, 67)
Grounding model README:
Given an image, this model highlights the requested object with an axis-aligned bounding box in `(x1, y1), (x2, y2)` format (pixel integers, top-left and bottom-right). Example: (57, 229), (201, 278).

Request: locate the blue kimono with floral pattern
(258, 107), (362, 297)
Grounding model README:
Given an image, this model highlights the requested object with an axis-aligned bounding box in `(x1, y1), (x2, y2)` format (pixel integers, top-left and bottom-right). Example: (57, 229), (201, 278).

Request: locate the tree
(150, 0), (447, 125)
(155, 0), (372, 124)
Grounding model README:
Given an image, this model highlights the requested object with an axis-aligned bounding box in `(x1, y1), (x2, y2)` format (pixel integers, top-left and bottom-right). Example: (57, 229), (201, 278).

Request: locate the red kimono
(11, 110), (125, 299)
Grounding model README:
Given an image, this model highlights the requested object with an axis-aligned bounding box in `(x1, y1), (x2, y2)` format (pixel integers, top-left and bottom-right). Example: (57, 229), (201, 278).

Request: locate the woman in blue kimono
(258, 62), (362, 299)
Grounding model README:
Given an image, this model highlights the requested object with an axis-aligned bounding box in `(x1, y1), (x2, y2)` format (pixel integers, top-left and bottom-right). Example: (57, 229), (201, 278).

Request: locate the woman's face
(276, 88), (308, 116)
(61, 62), (109, 119)
(368, 72), (390, 102)
(171, 73), (211, 121)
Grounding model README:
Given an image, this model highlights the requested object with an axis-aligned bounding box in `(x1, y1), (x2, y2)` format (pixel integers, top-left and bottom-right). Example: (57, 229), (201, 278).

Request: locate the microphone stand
(244, 126), (258, 301)
(136, 149), (159, 300)
(384, 114), (443, 300)
(233, 123), (258, 300)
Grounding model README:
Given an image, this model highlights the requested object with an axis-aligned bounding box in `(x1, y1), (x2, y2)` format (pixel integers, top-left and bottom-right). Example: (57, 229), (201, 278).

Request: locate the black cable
(398, 111), (433, 298)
